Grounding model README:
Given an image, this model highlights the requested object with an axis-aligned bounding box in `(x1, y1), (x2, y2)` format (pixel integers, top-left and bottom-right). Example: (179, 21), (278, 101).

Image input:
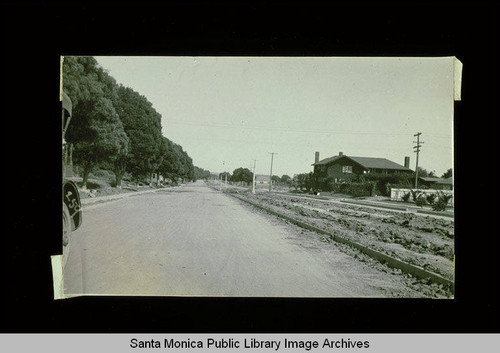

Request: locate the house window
(342, 165), (352, 173)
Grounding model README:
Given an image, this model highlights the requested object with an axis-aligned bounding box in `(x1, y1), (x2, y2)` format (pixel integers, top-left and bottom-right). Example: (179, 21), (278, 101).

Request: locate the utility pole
(268, 152), (277, 192)
(413, 133), (424, 189)
(252, 159), (256, 194)
(223, 161), (227, 188)
(220, 161), (225, 191)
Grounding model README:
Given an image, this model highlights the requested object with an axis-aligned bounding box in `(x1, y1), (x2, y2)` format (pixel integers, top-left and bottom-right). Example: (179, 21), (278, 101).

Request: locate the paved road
(64, 181), (419, 297)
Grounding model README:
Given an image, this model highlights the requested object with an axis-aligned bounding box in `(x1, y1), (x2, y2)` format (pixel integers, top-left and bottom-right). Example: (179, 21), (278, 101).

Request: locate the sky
(94, 56), (455, 177)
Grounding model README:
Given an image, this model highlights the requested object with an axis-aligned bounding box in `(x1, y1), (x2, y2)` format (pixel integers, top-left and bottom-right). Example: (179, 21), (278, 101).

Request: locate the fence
(391, 188), (454, 206)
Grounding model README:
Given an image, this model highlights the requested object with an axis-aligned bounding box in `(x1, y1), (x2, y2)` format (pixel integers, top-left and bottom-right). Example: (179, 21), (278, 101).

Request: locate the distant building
(436, 177), (453, 190)
(419, 176), (453, 190)
(312, 151), (412, 185)
(255, 174), (271, 184)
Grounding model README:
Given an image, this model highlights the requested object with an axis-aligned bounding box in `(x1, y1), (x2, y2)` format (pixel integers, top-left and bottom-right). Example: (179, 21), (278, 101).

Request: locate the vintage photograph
(61, 56), (458, 298)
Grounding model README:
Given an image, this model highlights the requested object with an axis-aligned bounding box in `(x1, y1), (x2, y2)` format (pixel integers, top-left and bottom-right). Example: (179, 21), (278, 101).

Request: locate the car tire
(62, 203), (75, 268)
(63, 203), (71, 246)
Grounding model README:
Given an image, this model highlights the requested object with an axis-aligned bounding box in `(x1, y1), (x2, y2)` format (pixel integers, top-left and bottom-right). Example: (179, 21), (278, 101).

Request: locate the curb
(340, 199), (454, 219)
(340, 199), (409, 212)
(227, 192), (454, 292)
(80, 186), (182, 206)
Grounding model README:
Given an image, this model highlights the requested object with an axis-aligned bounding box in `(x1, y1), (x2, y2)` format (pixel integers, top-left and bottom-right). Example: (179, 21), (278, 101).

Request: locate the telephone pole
(223, 161), (227, 188)
(268, 152), (277, 192)
(413, 133), (424, 189)
(220, 161), (225, 190)
(252, 159), (256, 194)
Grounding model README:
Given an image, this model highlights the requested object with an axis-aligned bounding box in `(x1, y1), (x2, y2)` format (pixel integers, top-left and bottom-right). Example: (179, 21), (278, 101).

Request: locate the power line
(165, 119), (451, 138)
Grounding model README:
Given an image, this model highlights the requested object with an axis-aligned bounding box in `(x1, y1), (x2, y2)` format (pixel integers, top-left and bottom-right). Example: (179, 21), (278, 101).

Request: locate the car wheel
(63, 203), (72, 247)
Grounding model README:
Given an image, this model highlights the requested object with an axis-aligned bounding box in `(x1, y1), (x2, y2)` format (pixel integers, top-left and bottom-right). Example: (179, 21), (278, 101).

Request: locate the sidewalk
(80, 185), (183, 207)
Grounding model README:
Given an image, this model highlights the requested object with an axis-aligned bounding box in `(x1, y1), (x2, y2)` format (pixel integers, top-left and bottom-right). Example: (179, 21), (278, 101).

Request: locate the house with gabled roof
(311, 151), (413, 185)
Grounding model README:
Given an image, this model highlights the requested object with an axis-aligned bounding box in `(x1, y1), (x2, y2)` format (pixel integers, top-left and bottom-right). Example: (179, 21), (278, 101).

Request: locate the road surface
(64, 181), (421, 297)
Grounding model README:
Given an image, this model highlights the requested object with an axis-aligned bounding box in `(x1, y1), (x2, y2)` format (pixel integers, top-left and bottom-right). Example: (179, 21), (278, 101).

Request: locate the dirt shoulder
(215, 184), (454, 285)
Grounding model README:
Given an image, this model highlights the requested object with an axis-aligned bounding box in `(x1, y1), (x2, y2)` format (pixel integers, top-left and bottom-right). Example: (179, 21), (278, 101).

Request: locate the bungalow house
(255, 174), (271, 184)
(419, 176), (453, 190)
(436, 177), (453, 190)
(312, 152), (412, 186)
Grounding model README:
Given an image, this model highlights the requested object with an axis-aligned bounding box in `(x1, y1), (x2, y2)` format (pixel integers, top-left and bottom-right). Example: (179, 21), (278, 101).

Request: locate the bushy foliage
(219, 172), (231, 181)
(194, 167), (212, 181)
(281, 175), (292, 185)
(63, 57), (129, 185)
(358, 173), (413, 196)
(414, 196), (427, 207)
(441, 168), (452, 179)
(401, 192), (411, 202)
(89, 169), (115, 181)
(63, 56), (206, 187)
(410, 189), (422, 202)
(232, 168), (253, 185)
(327, 181), (374, 197)
(292, 173), (313, 191)
(432, 191), (453, 211)
(425, 193), (437, 205)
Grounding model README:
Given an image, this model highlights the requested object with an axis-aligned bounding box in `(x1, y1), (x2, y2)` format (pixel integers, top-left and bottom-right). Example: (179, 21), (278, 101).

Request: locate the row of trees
(63, 56), (208, 187)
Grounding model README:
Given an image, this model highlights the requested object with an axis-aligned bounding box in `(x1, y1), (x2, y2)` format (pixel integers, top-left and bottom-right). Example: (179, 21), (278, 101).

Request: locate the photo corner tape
(454, 57), (463, 101)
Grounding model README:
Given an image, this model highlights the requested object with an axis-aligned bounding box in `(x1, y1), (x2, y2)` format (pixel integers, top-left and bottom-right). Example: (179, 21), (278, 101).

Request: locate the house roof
(419, 177), (453, 185)
(419, 177), (443, 182)
(435, 177), (453, 185)
(313, 155), (412, 171)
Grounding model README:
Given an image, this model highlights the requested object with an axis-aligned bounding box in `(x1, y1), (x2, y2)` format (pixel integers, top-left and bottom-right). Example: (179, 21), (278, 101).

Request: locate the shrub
(89, 169), (115, 181)
(432, 192), (453, 211)
(325, 177), (336, 192)
(343, 182), (374, 197)
(414, 196), (427, 207)
(401, 192), (411, 202)
(438, 191), (453, 204)
(410, 189), (421, 201)
(425, 193), (437, 205)
(432, 199), (447, 211)
(362, 173), (413, 196)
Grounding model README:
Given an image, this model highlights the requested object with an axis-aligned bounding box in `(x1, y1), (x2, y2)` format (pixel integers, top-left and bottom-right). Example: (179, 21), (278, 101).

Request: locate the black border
(2, 2), (499, 333)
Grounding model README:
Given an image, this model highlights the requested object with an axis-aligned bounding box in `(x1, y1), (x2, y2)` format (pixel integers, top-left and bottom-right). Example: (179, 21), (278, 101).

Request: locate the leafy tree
(219, 172), (231, 181)
(292, 172), (313, 191)
(232, 168), (253, 185)
(415, 167), (430, 178)
(64, 56), (204, 188)
(271, 175), (281, 184)
(194, 166), (212, 181)
(107, 124), (129, 187)
(441, 168), (452, 178)
(281, 175), (292, 185)
(113, 85), (163, 182)
(63, 57), (129, 186)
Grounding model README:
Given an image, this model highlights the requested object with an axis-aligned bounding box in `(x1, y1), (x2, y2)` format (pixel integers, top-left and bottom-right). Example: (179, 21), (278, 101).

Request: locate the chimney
(315, 152), (320, 164)
(404, 156), (410, 168)
(339, 152), (344, 156)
